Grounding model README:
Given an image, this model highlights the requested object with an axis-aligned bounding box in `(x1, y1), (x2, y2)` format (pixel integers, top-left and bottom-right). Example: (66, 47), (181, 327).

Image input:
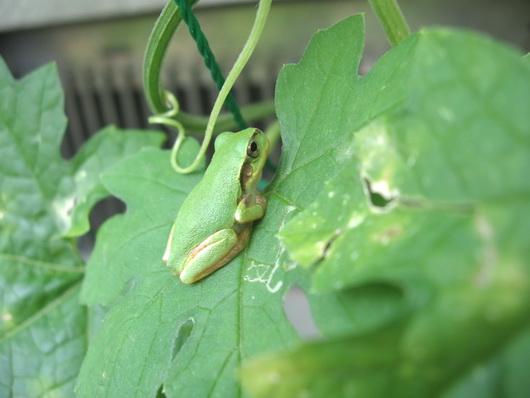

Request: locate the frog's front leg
(180, 226), (251, 284)
(235, 194), (267, 223)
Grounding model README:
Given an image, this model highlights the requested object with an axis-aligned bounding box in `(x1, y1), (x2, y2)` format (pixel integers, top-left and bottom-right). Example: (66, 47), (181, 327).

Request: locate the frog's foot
(235, 194), (267, 223)
(180, 225), (252, 284)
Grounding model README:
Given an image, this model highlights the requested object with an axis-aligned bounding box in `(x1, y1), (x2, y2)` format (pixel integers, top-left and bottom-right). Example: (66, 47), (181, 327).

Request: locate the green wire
(144, 0), (274, 174)
(174, 0), (272, 173)
(143, 0), (275, 134)
(174, 0), (247, 130)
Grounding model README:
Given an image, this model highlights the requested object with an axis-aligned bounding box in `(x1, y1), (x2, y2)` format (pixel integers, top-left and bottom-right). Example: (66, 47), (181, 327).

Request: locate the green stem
(368, 0), (410, 46)
(263, 120), (280, 173)
(264, 120), (281, 151)
(175, 0), (247, 129)
(176, 0), (272, 173)
(143, 0), (275, 134)
(173, 100), (275, 134)
(144, 0), (198, 114)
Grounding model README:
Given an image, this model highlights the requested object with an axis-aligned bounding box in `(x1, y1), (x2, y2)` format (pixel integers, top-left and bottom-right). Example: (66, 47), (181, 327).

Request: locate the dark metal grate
(60, 58), (279, 158)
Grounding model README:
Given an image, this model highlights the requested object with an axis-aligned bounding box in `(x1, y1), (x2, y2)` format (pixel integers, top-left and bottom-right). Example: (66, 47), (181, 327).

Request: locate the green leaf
(79, 141), (204, 306)
(56, 125), (165, 237)
(0, 56), (163, 396)
(271, 15), (365, 208)
(0, 60), (75, 263)
(0, 58), (86, 397)
(244, 204), (530, 397)
(0, 286), (88, 398)
(241, 298), (530, 398)
(247, 25), (530, 398)
(76, 15), (368, 397)
(76, 145), (303, 397)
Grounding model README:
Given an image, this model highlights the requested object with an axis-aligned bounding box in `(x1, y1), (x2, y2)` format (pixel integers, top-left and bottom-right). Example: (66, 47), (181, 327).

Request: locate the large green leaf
(245, 23), (530, 398)
(73, 13), (530, 398)
(75, 15), (368, 397)
(0, 58), (86, 397)
(0, 57), (164, 397)
(76, 145), (303, 397)
(79, 142), (204, 307)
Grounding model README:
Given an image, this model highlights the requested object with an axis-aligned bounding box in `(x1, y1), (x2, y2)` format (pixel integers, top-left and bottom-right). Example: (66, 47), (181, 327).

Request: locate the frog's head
(214, 128), (270, 192)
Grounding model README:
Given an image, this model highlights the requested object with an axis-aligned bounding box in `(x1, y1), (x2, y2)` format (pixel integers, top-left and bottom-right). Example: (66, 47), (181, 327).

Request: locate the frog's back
(167, 130), (254, 267)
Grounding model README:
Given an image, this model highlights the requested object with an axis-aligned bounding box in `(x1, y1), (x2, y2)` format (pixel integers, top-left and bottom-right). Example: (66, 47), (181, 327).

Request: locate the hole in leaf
(77, 233), (95, 261)
(283, 286), (320, 339)
(75, 197), (127, 260)
(363, 177), (395, 208)
(156, 384), (166, 398)
(172, 318), (195, 360)
(89, 196), (126, 231)
(76, 196), (127, 259)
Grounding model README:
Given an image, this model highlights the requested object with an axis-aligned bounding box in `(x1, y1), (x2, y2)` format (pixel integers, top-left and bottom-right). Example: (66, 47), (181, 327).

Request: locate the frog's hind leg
(180, 225), (251, 284)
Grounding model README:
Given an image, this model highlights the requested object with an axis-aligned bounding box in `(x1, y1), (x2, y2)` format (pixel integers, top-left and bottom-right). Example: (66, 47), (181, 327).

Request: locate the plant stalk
(368, 0), (410, 46)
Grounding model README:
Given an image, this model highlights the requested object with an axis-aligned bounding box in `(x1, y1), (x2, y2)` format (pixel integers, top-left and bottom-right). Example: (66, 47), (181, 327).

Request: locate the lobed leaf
(75, 15), (369, 397)
(248, 23), (530, 398)
(56, 125), (165, 237)
(0, 57), (163, 396)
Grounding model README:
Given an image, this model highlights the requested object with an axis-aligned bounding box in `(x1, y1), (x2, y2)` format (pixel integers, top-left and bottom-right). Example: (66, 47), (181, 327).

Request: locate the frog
(162, 128), (270, 284)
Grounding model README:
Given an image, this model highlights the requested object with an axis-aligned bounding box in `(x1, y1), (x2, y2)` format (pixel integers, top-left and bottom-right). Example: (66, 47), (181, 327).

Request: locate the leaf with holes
(75, 14), (370, 398)
(246, 27), (530, 398)
(0, 57), (164, 397)
(79, 141), (204, 307)
(57, 125), (165, 237)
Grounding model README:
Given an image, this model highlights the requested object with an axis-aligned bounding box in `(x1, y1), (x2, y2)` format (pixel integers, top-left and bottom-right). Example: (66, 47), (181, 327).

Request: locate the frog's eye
(247, 140), (259, 158)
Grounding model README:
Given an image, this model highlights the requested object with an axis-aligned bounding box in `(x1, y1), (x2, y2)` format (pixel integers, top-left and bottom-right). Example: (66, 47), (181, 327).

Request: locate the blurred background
(1, 0), (528, 156)
(1, 0), (529, 336)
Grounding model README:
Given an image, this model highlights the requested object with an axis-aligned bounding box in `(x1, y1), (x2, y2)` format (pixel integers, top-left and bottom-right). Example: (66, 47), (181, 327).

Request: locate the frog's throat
(240, 163), (260, 192)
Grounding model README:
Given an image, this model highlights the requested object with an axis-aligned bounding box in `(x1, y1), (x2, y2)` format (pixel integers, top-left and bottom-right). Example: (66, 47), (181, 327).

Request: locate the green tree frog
(163, 128), (270, 284)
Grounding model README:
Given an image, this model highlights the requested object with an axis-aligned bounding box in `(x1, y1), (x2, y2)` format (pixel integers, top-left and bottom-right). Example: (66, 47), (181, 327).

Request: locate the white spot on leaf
(2, 312), (13, 322)
(438, 107), (455, 121)
(474, 213), (498, 286)
(347, 215), (364, 229)
(52, 194), (76, 231)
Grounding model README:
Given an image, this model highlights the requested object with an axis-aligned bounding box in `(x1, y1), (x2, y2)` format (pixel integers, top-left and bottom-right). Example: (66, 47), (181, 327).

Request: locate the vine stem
(176, 0), (272, 173)
(176, 0), (247, 129)
(264, 120), (281, 152)
(143, 0), (275, 134)
(368, 0), (410, 46)
(176, 100), (274, 134)
(144, 0), (198, 114)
